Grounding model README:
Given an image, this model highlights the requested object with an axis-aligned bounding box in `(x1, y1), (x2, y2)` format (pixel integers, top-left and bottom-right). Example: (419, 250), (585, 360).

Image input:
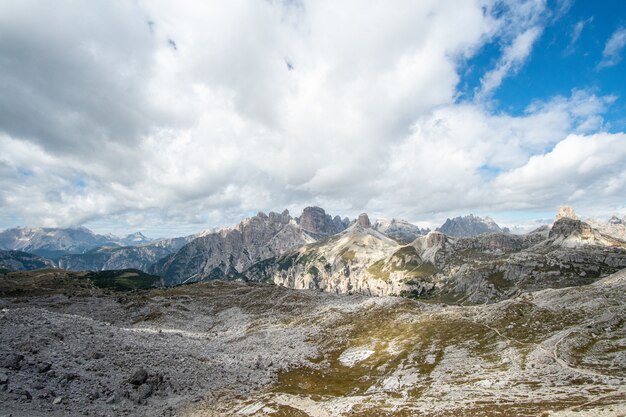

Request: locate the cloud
(478, 26), (543, 98)
(0, 0), (624, 236)
(599, 27), (626, 68)
(563, 17), (592, 56)
(493, 133), (626, 209)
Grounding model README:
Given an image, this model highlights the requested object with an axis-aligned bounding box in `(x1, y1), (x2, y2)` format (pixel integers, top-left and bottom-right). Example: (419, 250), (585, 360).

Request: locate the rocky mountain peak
(608, 215), (623, 225)
(357, 213), (371, 228)
(555, 206), (578, 221)
(297, 207), (349, 238)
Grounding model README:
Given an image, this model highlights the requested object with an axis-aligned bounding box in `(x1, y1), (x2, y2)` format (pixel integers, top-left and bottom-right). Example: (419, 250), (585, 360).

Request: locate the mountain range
(0, 227), (153, 258)
(1, 206), (625, 305)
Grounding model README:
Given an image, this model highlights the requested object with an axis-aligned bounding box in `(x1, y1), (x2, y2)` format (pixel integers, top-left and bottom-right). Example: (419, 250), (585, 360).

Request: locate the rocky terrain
(245, 211), (626, 302)
(437, 214), (506, 237)
(0, 266), (624, 416)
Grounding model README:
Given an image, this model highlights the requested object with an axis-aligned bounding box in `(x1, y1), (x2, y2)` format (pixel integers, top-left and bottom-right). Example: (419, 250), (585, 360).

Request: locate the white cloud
(478, 26), (543, 98)
(0, 0), (624, 236)
(599, 27), (626, 68)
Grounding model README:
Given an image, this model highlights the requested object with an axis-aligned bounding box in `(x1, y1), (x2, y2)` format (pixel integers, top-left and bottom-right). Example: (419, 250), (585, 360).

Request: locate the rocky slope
(437, 214), (504, 237)
(373, 218), (429, 244)
(246, 213), (626, 302)
(0, 250), (55, 273)
(153, 208), (348, 286)
(0, 268), (624, 416)
(0, 227), (153, 258)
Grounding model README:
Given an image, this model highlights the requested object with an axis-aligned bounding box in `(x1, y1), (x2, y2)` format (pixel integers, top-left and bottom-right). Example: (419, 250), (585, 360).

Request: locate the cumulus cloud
(599, 27), (626, 68)
(0, 0), (624, 235)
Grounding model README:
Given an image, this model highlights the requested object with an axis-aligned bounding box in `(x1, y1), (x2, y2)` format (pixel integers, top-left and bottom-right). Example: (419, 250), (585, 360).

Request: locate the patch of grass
(86, 269), (161, 291)
(402, 262), (437, 279)
(367, 259), (390, 281)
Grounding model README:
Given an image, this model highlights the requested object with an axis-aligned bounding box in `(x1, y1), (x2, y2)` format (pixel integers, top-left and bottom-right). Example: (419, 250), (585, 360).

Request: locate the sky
(1, 0), (625, 237)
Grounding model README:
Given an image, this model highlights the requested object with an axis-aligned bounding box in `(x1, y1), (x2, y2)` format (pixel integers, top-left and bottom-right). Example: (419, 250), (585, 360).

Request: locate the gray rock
(37, 362), (51, 373)
(136, 383), (152, 400)
(129, 368), (148, 385)
(0, 372), (8, 384)
(1, 354), (24, 370)
(52, 396), (62, 405)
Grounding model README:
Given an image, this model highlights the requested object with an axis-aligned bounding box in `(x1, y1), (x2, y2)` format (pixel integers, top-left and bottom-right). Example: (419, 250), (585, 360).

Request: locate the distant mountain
(373, 218), (429, 244)
(153, 207), (349, 285)
(586, 215), (626, 241)
(0, 250), (55, 273)
(57, 234), (198, 272)
(119, 232), (153, 246)
(0, 227), (153, 258)
(436, 214), (503, 237)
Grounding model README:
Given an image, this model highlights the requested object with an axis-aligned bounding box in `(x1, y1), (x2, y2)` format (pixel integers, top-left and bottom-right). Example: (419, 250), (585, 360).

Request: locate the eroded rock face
(556, 206), (579, 221)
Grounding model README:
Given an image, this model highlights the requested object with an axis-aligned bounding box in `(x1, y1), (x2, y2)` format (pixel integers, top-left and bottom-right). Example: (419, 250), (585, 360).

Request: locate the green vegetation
(307, 266), (320, 277)
(277, 255), (296, 271)
(367, 259), (390, 281)
(401, 261), (437, 279)
(85, 269), (161, 291)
